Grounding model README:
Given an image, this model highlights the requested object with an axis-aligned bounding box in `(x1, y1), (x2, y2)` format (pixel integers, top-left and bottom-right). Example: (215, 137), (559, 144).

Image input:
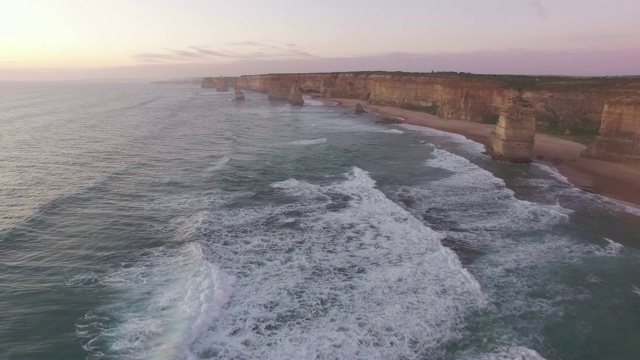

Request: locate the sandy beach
(328, 98), (640, 208)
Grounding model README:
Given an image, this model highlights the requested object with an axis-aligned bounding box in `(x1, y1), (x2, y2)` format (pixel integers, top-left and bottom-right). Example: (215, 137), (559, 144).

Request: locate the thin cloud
(528, 0), (548, 19)
(133, 41), (316, 64)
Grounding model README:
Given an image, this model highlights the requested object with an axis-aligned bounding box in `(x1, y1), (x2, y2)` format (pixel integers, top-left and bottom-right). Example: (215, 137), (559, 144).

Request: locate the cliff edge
(237, 72), (640, 164)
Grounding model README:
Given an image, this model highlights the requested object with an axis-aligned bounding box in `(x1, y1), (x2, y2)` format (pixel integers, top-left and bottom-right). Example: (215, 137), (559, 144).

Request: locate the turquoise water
(1, 82), (639, 359)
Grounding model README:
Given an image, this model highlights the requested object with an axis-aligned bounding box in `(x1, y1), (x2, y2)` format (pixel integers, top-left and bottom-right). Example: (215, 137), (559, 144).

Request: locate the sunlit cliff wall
(583, 97), (640, 164)
(238, 72), (640, 135)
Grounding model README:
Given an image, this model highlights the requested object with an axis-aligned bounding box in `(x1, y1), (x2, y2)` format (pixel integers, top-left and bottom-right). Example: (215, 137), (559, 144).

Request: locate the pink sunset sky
(1, 0), (639, 80)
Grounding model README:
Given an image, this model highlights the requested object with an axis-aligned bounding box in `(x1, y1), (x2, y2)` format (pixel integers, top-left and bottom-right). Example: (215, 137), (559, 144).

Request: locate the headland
(225, 71), (640, 207)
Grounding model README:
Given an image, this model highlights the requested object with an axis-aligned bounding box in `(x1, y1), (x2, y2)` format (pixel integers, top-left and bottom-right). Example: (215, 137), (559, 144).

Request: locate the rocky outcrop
(238, 72), (640, 161)
(201, 76), (238, 90)
(288, 81), (304, 106)
(234, 85), (245, 101)
(214, 77), (229, 92)
(239, 72), (640, 127)
(486, 96), (536, 163)
(201, 77), (215, 88)
(582, 97), (640, 164)
(354, 103), (366, 114)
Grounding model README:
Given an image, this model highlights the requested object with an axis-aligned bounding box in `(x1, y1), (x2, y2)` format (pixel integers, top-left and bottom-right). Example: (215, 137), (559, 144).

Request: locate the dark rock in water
(355, 103), (366, 114)
(375, 116), (404, 124)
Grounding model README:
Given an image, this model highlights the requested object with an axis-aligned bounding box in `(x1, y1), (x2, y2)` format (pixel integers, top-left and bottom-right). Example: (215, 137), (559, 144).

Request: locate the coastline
(327, 98), (640, 208)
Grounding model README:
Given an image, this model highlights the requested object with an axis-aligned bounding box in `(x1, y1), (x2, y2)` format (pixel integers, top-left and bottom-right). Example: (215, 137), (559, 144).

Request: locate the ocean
(1, 82), (639, 360)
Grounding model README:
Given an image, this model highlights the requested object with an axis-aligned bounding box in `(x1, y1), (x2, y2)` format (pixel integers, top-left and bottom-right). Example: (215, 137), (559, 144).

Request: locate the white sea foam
(302, 97), (326, 106)
(420, 147), (572, 232)
(532, 162), (571, 184)
(386, 146), (589, 349)
(75, 243), (235, 360)
(380, 128), (404, 134)
(477, 346), (547, 360)
(533, 160), (640, 218)
(400, 123), (486, 154)
(205, 156), (230, 172)
(308, 116), (403, 134)
(188, 167), (484, 359)
(290, 138), (327, 146)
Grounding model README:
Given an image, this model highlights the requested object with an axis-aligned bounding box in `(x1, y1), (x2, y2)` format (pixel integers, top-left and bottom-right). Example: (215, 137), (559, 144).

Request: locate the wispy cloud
(528, 0), (548, 19)
(132, 41), (316, 64)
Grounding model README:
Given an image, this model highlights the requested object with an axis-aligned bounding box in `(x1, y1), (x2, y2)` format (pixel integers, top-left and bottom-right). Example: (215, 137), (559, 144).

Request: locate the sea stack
(582, 96), (640, 164)
(234, 85), (245, 101)
(288, 81), (304, 106)
(486, 96), (536, 163)
(215, 76), (229, 92)
(354, 103), (366, 114)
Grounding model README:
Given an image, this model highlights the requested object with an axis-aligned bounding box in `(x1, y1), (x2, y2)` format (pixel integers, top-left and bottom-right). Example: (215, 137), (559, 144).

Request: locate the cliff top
(247, 71), (640, 92)
(610, 96), (640, 106)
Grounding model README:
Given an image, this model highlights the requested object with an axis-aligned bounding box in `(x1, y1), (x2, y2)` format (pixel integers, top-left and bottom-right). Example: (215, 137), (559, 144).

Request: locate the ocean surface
(1, 82), (639, 360)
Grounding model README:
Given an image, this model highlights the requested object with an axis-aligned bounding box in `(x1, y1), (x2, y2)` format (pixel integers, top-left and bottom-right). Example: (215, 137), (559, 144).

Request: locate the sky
(1, 0), (639, 80)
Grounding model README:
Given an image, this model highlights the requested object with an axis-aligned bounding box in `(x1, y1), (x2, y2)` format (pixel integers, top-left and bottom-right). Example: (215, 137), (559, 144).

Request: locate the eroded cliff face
(240, 73), (515, 122)
(239, 73), (640, 132)
(237, 72), (640, 162)
(201, 77), (238, 90)
(583, 97), (640, 164)
(201, 77), (215, 88)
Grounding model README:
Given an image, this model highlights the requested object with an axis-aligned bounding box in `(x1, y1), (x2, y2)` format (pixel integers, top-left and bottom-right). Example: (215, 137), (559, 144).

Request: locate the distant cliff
(201, 77), (238, 89)
(237, 72), (640, 141)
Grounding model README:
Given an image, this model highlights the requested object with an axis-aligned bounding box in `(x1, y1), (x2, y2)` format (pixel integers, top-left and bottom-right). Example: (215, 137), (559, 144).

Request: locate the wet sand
(328, 98), (640, 208)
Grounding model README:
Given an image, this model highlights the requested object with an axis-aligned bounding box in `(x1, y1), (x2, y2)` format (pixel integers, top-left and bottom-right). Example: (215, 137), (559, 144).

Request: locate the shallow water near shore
(1, 82), (639, 360)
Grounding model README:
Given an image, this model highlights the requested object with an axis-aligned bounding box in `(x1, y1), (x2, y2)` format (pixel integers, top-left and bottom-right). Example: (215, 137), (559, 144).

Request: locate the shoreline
(326, 98), (640, 208)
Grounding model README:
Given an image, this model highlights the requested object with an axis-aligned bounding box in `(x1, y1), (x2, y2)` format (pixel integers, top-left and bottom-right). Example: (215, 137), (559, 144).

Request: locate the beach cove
(328, 97), (640, 208)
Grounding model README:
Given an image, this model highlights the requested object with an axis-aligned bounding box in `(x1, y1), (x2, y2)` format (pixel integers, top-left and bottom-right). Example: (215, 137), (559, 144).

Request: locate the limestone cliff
(201, 77), (238, 90)
(201, 77), (215, 88)
(583, 97), (640, 164)
(487, 96), (536, 163)
(238, 72), (640, 132)
(237, 72), (640, 162)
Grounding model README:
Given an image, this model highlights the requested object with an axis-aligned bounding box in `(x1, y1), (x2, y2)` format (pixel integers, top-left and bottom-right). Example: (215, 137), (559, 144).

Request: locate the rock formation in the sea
(201, 77), (215, 88)
(486, 96), (536, 163)
(214, 76), (229, 92)
(354, 103), (366, 114)
(288, 81), (304, 106)
(234, 85), (245, 101)
(582, 97), (640, 164)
